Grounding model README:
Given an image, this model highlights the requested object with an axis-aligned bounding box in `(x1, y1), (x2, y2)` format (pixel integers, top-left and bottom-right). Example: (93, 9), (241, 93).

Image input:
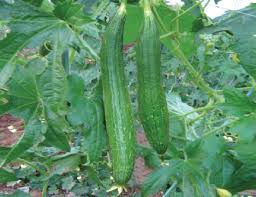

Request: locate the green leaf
(201, 134), (225, 169)
(0, 67), (41, 121)
(181, 162), (216, 197)
(136, 145), (161, 169)
(82, 98), (106, 162)
(86, 165), (104, 186)
(44, 112), (71, 152)
(230, 116), (256, 142)
(210, 157), (234, 187)
(218, 88), (256, 117)
(141, 160), (182, 197)
(226, 165), (256, 193)
(0, 147), (11, 162)
(170, 112), (186, 138)
(1, 116), (47, 166)
(67, 74), (106, 161)
(0, 190), (31, 197)
(234, 141), (256, 165)
(204, 5), (256, 80)
(67, 74), (87, 126)
(50, 154), (81, 175)
(0, 168), (16, 183)
(0, 0), (74, 88)
(22, 0), (44, 7)
(38, 53), (68, 113)
(53, 0), (93, 27)
(124, 4), (143, 44)
(156, 4), (197, 57)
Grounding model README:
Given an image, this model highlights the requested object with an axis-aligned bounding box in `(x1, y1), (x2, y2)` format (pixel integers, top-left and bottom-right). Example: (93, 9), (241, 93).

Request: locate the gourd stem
(152, 6), (220, 101)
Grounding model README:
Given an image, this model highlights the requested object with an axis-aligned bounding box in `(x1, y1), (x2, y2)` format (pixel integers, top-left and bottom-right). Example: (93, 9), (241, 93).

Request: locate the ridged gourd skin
(100, 3), (136, 185)
(136, 5), (169, 154)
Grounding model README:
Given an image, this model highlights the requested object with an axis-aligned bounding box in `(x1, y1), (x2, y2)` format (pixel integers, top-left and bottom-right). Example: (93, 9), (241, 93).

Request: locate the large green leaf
(124, 4), (143, 44)
(218, 88), (256, 117)
(43, 111), (71, 152)
(136, 145), (161, 169)
(38, 61), (68, 113)
(0, 168), (16, 183)
(141, 158), (216, 197)
(67, 74), (106, 162)
(0, 147), (11, 163)
(234, 141), (256, 165)
(82, 98), (106, 162)
(67, 74), (87, 126)
(230, 116), (256, 142)
(0, 67), (41, 121)
(53, 0), (93, 27)
(124, 2), (200, 57)
(226, 165), (256, 193)
(1, 64), (71, 153)
(141, 160), (183, 197)
(181, 162), (216, 197)
(210, 157), (234, 187)
(0, 0), (81, 88)
(201, 4), (256, 79)
(50, 153), (81, 176)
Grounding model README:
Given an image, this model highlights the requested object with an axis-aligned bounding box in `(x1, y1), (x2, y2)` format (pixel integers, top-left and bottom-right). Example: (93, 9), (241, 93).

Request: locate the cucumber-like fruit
(100, 3), (136, 185)
(136, 3), (169, 154)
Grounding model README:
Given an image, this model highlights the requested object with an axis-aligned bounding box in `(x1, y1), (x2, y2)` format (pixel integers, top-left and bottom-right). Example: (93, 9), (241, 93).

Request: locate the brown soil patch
(0, 114), (24, 147)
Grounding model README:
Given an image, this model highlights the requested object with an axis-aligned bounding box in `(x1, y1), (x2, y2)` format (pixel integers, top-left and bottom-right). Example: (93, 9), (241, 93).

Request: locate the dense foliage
(0, 0), (256, 196)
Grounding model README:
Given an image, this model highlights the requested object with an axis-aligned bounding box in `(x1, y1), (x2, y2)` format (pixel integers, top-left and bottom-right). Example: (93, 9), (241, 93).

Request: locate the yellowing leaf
(216, 188), (232, 197)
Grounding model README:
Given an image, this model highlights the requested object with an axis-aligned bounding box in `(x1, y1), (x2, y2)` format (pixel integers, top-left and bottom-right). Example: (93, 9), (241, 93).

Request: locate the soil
(0, 114), (24, 147)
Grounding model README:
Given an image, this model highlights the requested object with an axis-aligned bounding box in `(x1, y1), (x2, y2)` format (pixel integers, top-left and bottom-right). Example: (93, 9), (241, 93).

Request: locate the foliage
(0, 0), (256, 196)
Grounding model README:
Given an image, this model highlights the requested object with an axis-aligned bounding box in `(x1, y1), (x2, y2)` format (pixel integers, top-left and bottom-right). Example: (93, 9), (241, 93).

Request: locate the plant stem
(152, 7), (220, 101)
(42, 180), (49, 197)
(160, 31), (176, 39)
(188, 111), (206, 124)
(163, 181), (178, 197)
(172, 135), (187, 141)
(203, 119), (239, 137)
(171, 41), (220, 100)
(170, 0), (203, 23)
(182, 101), (215, 117)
